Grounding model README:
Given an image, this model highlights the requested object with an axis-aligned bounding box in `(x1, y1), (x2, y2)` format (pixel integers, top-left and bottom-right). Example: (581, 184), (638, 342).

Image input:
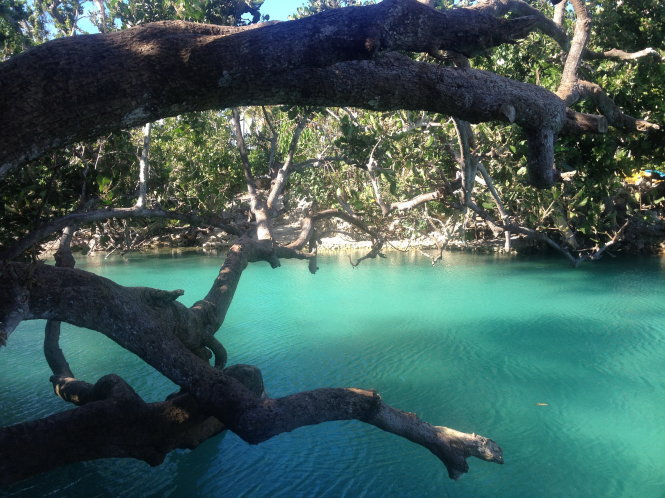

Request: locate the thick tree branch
(0, 364), (265, 485)
(0, 1), (542, 178)
(470, 0), (569, 51)
(190, 239), (252, 339)
(562, 108), (608, 135)
(556, 0), (590, 104)
(0, 261), (502, 482)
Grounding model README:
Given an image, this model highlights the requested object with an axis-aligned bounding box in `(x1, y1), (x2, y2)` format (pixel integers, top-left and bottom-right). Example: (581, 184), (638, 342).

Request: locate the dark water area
(1, 251), (664, 497)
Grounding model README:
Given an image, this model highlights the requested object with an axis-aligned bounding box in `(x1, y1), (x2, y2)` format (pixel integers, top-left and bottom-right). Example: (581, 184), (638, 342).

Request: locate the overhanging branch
(0, 1), (544, 178)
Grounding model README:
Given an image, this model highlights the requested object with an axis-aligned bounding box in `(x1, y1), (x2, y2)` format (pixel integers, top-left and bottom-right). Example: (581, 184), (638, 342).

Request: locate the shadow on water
(2, 251), (665, 497)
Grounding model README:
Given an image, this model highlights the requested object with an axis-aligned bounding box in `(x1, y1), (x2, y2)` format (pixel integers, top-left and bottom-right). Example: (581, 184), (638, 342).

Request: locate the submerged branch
(0, 259), (503, 483)
(0, 365), (265, 485)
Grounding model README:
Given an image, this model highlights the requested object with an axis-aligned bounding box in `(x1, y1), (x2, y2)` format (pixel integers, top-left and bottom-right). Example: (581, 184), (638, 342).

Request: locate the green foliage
(107, 0), (264, 27)
(2, 0), (664, 257)
(0, 0), (32, 59)
(295, 0), (365, 18)
(0, 146), (97, 250)
(148, 112), (246, 212)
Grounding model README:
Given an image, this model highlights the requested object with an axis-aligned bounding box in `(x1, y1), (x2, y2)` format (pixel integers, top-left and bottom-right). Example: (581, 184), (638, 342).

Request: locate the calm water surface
(1, 251), (664, 497)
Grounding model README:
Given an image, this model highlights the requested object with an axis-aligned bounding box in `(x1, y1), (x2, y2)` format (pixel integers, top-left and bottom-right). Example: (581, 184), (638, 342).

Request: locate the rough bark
(0, 253), (502, 484)
(470, 0), (569, 51)
(0, 365), (265, 485)
(0, 0), (559, 185)
(0, 0), (654, 185)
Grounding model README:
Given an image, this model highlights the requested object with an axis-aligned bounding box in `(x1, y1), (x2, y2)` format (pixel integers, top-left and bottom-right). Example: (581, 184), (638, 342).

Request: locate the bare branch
(232, 108), (259, 198)
(349, 239), (386, 267)
(261, 106), (279, 172)
(366, 139), (391, 216)
(453, 119), (477, 204)
(267, 112), (310, 213)
(287, 209), (382, 251)
(0, 207), (240, 261)
(135, 122), (151, 208)
(584, 47), (662, 62)
(232, 108), (272, 241)
(575, 80), (661, 132)
(391, 190), (445, 211)
(476, 162), (512, 252)
(463, 200), (580, 264)
(581, 221), (631, 263)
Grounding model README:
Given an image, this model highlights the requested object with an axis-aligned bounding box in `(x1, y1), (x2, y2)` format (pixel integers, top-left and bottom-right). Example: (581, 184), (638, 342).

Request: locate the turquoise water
(1, 251), (664, 497)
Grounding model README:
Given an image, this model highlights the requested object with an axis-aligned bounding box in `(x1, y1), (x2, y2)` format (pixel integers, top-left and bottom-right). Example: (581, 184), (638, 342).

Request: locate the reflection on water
(1, 251), (664, 497)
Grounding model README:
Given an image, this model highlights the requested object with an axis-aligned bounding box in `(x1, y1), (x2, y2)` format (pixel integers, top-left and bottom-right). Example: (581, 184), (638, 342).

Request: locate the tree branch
(390, 190), (445, 211)
(584, 47), (662, 62)
(470, 0), (570, 51)
(232, 108), (273, 241)
(266, 112), (310, 213)
(0, 261), (503, 483)
(555, 0), (590, 104)
(287, 209), (382, 251)
(135, 122), (151, 208)
(574, 80), (661, 132)
(0, 364), (266, 485)
(0, 207), (240, 261)
(0, 1), (544, 177)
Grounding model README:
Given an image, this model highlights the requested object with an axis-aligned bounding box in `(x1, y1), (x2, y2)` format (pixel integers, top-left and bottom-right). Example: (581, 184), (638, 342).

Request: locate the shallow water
(1, 251), (664, 497)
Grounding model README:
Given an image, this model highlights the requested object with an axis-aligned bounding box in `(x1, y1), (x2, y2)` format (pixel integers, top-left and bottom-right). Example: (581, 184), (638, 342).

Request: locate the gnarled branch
(0, 258), (502, 483)
(0, 1), (545, 178)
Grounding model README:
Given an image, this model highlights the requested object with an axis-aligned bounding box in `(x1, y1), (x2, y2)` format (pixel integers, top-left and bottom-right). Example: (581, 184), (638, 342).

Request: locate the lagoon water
(1, 251), (664, 497)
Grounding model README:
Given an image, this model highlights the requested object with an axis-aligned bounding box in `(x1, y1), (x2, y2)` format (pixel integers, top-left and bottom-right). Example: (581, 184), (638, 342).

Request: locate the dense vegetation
(1, 0), (663, 263)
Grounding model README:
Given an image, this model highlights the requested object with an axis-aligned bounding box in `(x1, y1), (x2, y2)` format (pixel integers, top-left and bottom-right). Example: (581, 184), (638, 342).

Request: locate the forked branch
(0, 258), (503, 484)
